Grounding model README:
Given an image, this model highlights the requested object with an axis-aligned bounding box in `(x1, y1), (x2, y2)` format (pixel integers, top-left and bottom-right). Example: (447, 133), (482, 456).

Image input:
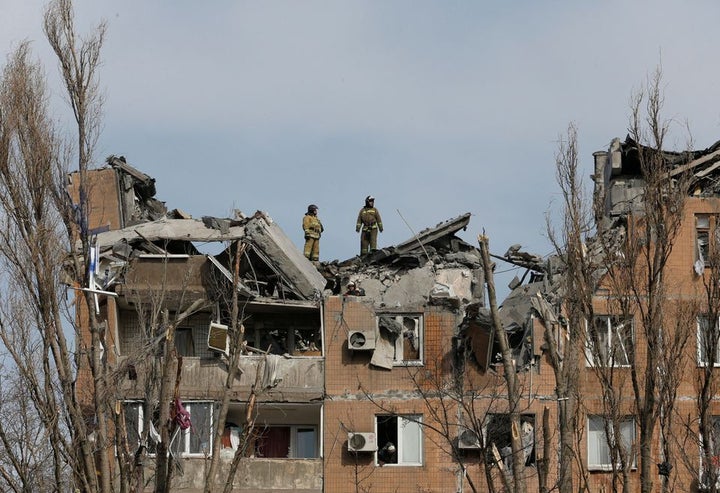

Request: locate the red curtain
(256, 427), (290, 458)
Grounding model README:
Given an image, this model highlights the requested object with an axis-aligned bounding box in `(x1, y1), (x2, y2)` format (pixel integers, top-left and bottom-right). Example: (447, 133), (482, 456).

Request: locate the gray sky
(2, 1), (720, 294)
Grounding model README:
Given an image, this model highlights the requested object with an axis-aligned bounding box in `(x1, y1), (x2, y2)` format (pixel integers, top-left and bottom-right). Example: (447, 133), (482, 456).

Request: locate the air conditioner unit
(207, 322), (229, 356)
(348, 432), (377, 452)
(458, 429), (481, 449)
(348, 329), (375, 350)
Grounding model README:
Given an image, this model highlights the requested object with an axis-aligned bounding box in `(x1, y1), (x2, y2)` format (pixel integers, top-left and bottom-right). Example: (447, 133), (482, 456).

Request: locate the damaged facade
(72, 158), (500, 492)
(73, 136), (720, 492)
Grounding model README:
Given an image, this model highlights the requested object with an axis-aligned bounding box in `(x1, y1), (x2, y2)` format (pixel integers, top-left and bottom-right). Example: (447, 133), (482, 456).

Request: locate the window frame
(587, 415), (636, 471)
(170, 401), (214, 457)
(585, 315), (633, 368)
(254, 425), (319, 459)
(698, 315), (720, 367)
(376, 314), (424, 366)
(696, 214), (720, 267)
(374, 414), (423, 467)
(483, 413), (536, 468)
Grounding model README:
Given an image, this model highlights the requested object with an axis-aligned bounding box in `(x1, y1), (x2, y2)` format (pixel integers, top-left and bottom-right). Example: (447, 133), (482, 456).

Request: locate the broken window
(375, 415), (422, 466)
(587, 415), (635, 471)
(122, 401), (160, 454)
(245, 325), (321, 356)
(698, 315), (720, 367)
(170, 401), (213, 456)
(586, 316), (632, 367)
(485, 414), (535, 470)
(696, 214), (720, 273)
(254, 425), (318, 458)
(242, 311), (322, 356)
(373, 315), (423, 366)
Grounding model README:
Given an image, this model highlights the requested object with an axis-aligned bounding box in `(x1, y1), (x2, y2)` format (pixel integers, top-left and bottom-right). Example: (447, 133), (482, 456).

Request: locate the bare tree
(0, 1), (116, 491)
(0, 38), (91, 492)
(545, 122), (595, 493)
(478, 234), (528, 493)
(586, 67), (694, 493)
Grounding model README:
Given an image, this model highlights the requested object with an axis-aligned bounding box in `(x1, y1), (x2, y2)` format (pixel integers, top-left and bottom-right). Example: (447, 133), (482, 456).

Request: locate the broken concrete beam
(92, 218), (246, 250)
(394, 213), (471, 254)
(243, 212), (327, 300)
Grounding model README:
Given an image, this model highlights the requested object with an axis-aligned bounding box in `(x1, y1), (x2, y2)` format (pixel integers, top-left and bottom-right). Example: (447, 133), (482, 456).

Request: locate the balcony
(118, 355), (324, 402)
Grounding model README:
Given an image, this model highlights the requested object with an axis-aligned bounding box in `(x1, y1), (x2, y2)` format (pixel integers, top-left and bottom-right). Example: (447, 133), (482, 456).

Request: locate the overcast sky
(2, 1), (720, 294)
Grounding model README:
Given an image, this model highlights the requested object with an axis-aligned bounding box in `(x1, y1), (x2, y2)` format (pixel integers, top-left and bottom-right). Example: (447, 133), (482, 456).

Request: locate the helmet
(347, 281), (356, 288)
(307, 204), (318, 213)
(365, 195), (375, 206)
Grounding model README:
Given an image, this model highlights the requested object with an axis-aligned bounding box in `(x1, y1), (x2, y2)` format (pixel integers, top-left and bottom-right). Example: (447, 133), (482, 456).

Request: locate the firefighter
(356, 195), (383, 255)
(302, 204), (323, 261)
(344, 281), (365, 296)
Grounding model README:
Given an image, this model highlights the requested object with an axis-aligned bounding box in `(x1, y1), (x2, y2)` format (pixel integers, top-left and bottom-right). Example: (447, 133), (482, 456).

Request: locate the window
(698, 215), (711, 264)
(587, 415), (635, 470)
(120, 312), (215, 358)
(244, 322), (321, 356)
(123, 401), (160, 454)
(175, 327), (195, 356)
(698, 315), (720, 366)
(376, 315), (423, 365)
(170, 402), (213, 456)
(485, 414), (535, 469)
(254, 426), (318, 458)
(586, 316), (632, 367)
(696, 214), (720, 271)
(375, 415), (422, 466)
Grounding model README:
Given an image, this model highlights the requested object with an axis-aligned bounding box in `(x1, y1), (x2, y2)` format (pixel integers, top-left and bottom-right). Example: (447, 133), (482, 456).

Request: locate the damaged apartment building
(454, 135), (720, 492)
(74, 135), (720, 492)
(70, 156), (504, 492)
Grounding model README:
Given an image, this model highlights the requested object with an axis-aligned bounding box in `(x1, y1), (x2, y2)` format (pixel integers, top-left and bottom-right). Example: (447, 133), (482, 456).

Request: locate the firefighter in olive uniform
(303, 204), (323, 261)
(356, 195), (383, 255)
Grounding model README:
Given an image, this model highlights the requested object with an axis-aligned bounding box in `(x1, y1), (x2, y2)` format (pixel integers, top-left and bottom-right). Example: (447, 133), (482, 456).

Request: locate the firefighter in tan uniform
(355, 195), (383, 255)
(302, 204), (323, 261)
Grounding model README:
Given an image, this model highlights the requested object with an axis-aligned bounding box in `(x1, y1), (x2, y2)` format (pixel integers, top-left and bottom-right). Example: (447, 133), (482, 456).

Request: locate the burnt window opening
(485, 414), (535, 469)
(244, 314), (321, 356)
(376, 314), (423, 366)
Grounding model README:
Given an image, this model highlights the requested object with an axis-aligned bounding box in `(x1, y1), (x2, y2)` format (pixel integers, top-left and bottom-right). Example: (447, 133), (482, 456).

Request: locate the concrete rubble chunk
(244, 212), (327, 300)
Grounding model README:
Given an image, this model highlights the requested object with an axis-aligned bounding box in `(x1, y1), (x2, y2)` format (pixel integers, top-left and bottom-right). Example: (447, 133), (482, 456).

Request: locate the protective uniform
(356, 196), (383, 255)
(303, 205), (323, 261)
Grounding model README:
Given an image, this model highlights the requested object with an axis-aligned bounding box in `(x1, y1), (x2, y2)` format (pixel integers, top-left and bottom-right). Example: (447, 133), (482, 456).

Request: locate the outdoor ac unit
(348, 432), (377, 452)
(207, 322), (229, 356)
(458, 429), (481, 449)
(348, 329), (375, 350)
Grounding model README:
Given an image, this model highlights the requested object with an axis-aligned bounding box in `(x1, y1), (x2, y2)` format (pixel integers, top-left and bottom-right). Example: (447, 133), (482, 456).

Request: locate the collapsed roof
(594, 136), (720, 218)
(317, 213), (486, 309)
(88, 211), (327, 302)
